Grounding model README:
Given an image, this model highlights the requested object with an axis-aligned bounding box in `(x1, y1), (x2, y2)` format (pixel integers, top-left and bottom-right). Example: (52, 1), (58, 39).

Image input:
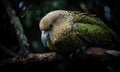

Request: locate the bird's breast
(48, 27), (81, 53)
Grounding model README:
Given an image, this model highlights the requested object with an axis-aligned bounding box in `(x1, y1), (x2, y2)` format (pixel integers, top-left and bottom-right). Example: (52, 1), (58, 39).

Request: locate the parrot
(39, 10), (120, 56)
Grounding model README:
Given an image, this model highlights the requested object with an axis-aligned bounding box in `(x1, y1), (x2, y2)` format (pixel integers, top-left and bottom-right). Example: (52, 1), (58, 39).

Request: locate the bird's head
(39, 10), (76, 52)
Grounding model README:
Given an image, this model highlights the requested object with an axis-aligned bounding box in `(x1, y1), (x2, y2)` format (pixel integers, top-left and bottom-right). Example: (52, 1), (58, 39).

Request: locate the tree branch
(13, 52), (62, 62)
(2, 0), (30, 58)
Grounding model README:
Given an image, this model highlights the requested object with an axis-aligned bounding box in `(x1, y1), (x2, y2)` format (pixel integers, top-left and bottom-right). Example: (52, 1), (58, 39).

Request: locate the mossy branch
(2, 0), (30, 58)
(2, 0), (63, 62)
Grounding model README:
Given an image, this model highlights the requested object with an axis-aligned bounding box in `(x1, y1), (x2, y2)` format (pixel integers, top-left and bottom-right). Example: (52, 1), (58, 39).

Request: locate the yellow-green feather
(66, 11), (120, 49)
(74, 23), (117, 49)
(47, 30), (80, 53)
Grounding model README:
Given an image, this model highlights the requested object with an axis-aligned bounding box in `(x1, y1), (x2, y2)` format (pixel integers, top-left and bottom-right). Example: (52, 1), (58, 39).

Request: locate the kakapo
(39, 10), (120, 54)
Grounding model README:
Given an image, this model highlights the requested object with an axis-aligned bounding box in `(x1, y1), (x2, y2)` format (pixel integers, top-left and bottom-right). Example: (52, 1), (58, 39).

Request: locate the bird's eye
(50, 24), (53, 28)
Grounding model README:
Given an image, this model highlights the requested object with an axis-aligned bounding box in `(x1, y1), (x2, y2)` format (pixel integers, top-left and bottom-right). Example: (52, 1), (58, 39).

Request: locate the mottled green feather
(69, 11), (120, 49)
(74, 23), (117, 49)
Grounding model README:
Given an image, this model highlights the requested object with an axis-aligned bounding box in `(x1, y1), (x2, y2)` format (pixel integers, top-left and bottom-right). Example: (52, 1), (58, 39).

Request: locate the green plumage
(70, 11), (120, 50)
(40, 10), (120, 53)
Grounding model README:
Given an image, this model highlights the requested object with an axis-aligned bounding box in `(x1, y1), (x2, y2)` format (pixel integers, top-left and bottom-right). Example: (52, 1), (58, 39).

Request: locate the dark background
(0, 0), (120, 71)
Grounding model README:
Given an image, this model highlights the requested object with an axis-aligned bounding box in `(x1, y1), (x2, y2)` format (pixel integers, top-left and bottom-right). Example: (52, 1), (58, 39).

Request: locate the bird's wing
(73, 22), (118, 49)
(71, 11), (120, 49)
(71, 11), (108, 28)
